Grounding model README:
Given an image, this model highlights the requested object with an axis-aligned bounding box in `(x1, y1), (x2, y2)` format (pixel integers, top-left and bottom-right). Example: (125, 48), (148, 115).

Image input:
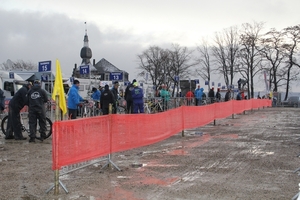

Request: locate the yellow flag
(52, 59), (67, 115)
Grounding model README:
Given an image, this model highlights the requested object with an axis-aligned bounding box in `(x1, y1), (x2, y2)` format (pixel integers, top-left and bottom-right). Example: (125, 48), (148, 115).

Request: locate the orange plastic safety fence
(52, 99), (271, 170)
(52, 116), (111, 170)
(110, 107), (183, 154)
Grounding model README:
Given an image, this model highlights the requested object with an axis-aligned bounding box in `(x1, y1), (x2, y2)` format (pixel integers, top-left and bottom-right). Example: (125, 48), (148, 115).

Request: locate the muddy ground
(0, 107), (300, 200)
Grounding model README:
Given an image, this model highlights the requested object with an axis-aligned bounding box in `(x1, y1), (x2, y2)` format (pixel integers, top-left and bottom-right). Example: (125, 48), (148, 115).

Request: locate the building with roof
(72, 25), (129, 82)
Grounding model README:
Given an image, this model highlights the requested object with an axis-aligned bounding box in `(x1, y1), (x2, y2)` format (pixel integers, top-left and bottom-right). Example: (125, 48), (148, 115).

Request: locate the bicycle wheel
(36, 117), (52, 139)
(1, 115), (8, 136)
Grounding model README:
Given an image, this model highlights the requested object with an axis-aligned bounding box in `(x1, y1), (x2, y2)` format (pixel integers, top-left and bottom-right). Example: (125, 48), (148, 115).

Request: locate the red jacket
(186, 91), (194, 99)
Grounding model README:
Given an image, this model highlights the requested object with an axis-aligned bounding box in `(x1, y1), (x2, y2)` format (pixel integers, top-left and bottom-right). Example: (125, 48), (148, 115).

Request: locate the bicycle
(1, 112), (52, 139)
(79, 99), (102, 117)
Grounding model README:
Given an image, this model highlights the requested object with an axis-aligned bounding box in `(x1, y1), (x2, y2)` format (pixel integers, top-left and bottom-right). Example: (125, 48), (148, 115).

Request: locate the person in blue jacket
(131, 82), (144, 113)
(68, 79), (84, 119)
(91, 87), (101, 115)
(91, 87), (101, 101)
(195, 86), (204, 106)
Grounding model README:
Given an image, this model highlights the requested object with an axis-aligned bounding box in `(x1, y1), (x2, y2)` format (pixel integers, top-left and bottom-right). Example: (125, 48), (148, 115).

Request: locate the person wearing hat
(5, 82), (32, 140)
(124, 79), (136, 114)
(27, 80), (49, 142)
(100, 84), (115, 115)
(131, 81), (144, 113)
(111, 81), (119, 114)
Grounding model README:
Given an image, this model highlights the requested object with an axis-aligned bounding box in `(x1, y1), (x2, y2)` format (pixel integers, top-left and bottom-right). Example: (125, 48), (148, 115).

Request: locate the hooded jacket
(195, 88), (204, 100)
(27, 84), (48, 110)
(67, 84), (83, 109)
(100, 86), (115, 109)
(91, 89), (101, 101)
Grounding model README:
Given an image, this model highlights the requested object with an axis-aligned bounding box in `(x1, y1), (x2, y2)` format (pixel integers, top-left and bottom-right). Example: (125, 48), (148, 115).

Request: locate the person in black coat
(27, 80), (49, 142)
(111, 81), (119, 114)
(208, 87), (215, 103)
(100, 85), (115, 115)
(5, 83), (32, 140)
(124, 79), (136, 114)
(225, 89), (231, 102)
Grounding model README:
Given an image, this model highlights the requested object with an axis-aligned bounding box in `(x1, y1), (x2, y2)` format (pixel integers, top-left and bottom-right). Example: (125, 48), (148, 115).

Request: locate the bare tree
(168, 44), (197, 97)
(281, 25), (300, 100)
(237, 22), (264, 98)
(258, 28), (288, 92)
(212, 26), (240, 89)
(195, 39), (213, 88)
(137, 46), (169, 89)
(1, 59), (37, 71)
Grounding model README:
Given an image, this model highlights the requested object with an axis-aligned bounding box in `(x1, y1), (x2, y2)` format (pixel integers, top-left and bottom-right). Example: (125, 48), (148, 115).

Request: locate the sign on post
(80, 65), (90, 75)
(9, 72), (14, 79)
(109, 72), (123, 81)
(124, 81), (130, 86)
(38, 61), (51, 72)
(41, 74), (48, 81)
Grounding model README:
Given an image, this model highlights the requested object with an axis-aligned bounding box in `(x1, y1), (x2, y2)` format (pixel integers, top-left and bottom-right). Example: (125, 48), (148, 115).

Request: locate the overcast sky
(1, 0), (300, 90)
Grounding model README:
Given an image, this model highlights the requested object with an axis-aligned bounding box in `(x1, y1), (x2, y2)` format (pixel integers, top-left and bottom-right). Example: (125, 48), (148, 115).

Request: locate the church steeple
(80, 22), (92, 65)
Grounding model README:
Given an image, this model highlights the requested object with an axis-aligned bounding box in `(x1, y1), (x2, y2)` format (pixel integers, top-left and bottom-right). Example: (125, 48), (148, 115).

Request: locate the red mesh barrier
(110, 107), (183, 153)
(52, 116), (111, 170)
(182, 104), (215, 129)
(233, 100), (245, 114)
(52, 99), (272, 170)
(214, 101), (233, 119)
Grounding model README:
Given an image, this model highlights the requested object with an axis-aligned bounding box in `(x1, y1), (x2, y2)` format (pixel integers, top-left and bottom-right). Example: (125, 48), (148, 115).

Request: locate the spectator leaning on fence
(131, 82), (144, 113)
(160, 84), (170, 111)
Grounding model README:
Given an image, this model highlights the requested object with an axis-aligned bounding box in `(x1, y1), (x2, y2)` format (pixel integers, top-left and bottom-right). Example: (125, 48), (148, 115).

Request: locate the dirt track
(0, 107), (300, 200)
